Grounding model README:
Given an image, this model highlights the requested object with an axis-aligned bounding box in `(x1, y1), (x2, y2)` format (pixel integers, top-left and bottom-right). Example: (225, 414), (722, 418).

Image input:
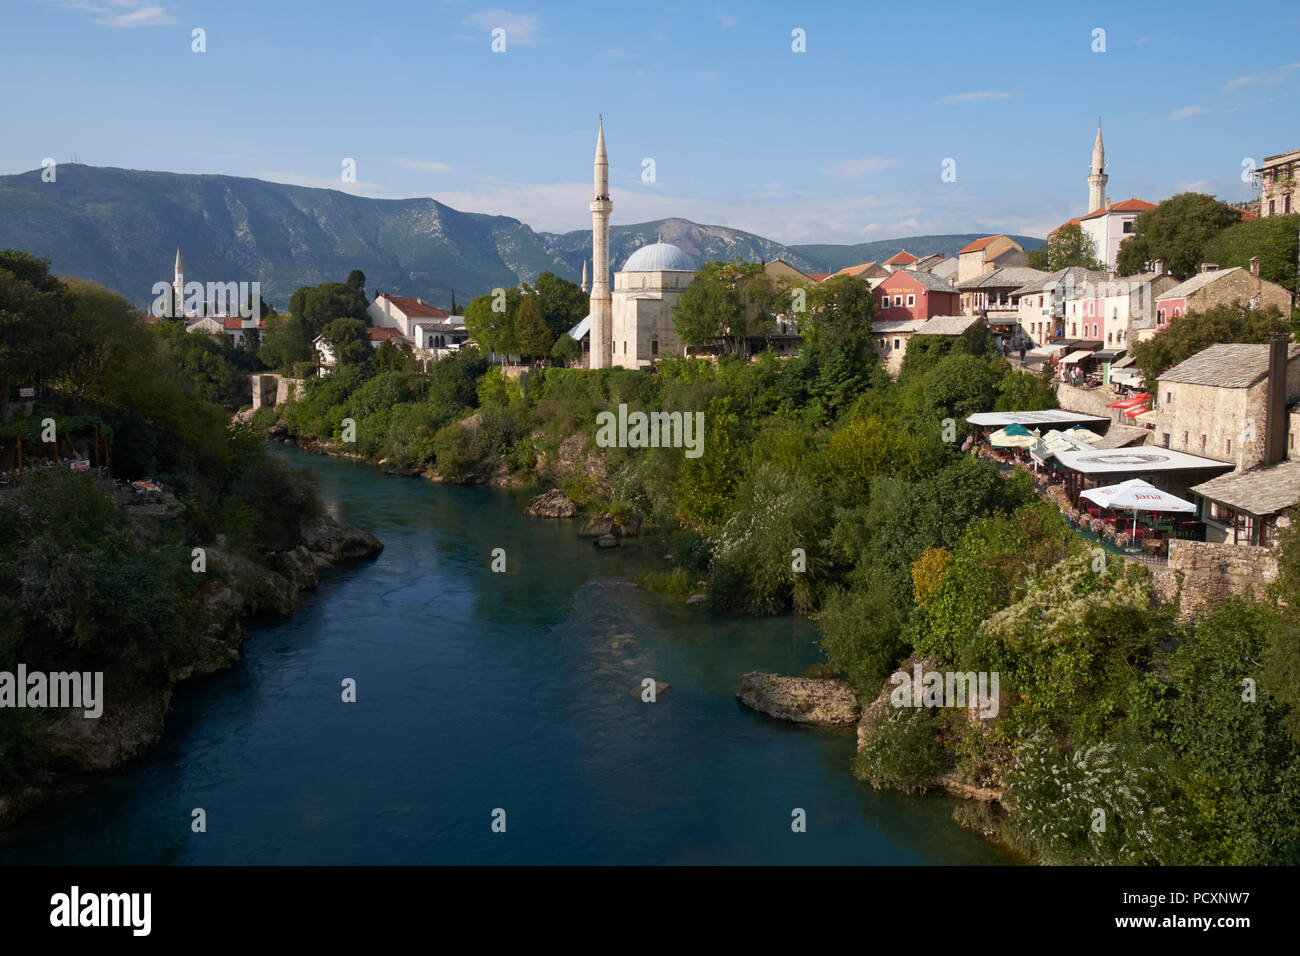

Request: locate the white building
(610, 242), (698, 368)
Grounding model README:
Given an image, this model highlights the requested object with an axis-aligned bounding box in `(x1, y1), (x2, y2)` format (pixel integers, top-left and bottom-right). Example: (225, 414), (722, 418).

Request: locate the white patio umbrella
(1079, 478), (1196, 536)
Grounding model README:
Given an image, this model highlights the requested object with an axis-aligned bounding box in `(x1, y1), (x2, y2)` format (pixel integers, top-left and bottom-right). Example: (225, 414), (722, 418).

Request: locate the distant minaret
(581, 260), (588, 293)
(1088, 119), (1108, 213)
(588, 117), (613, 369)
(173, 248), (185, 318)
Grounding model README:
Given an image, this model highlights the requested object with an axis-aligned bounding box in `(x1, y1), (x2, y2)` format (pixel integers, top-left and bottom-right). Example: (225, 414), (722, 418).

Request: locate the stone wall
(250, 374), (303, 410)
(1148, 539), (1279, 618)
(1056, 383), (1123, 422)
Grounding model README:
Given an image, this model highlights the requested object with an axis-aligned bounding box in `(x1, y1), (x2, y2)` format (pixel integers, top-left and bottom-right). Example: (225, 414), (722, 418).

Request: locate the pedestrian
(1019, 344), (1027, 363)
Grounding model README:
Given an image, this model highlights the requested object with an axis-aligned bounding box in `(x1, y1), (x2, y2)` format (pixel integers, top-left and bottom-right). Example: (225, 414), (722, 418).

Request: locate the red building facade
(874, 269), (961, 321)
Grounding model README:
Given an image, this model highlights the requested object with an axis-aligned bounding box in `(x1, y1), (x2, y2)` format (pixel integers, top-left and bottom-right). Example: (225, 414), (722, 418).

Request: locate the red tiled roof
(1081, 198), (1156, 220)
(1238, 210), (1258, 221)
(222, 317), (265, 331)
(958, 235), (1002, 254)
(884, 250), (917, 264)
(378, 293), (449, 318)
(368, 327), (403, 341)
(835, 261), (880, 276)
(806, 273), (831, 281)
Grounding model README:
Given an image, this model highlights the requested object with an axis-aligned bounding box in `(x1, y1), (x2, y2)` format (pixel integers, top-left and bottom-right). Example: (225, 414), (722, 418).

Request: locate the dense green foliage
(1026, 223), (1104, 271)
(0, 251), (323, 785)
(246, 253), (1300, 865)
(1116, 192), (1247, 279)
(1200, 213), (1300, 296)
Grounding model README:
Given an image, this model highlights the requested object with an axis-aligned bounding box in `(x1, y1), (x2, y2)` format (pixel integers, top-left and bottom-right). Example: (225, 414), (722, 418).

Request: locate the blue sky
(3, 0), (1298, 243)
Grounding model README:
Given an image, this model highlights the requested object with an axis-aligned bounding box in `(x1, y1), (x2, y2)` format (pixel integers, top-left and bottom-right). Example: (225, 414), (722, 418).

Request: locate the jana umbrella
(1065, 425), (1103, 444)
(1080, 478), (1196, 535)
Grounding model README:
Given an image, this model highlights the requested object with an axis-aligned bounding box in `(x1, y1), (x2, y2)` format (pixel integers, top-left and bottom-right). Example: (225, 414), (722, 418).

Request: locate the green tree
(0, 250), (74, 413)
(321, 317), (372, 368)
(1043, 223), (1104, 271)
(1201, 213), (1300, 295)
(673, 259), (780, 355)
(803, 273), (874, 360)
(1116, 193), (1245, 279)
(346, 269), (366, 294)
(531, 271), (588, 339)
(550, 333), (582, 367)
(464, 287), (522, 357)
(513, 293), (553, 360)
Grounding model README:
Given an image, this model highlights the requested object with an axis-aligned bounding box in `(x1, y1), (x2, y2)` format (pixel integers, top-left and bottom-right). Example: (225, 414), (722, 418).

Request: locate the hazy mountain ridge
(0, 165), (1042, 309)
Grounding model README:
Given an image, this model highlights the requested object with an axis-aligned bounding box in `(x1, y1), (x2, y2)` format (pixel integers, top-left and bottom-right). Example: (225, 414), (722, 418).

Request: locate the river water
(2, 445), (1011, 864)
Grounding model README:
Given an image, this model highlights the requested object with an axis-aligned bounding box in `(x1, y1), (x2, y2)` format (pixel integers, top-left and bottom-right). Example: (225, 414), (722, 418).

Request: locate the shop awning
(1106, 393), (1150, 409)
(1059, 349), (1096, 364)
(1123, 403), (1153, 418)
(1093, 348), (1126, 362)
(1133, 409), (1161, 424)
(1029, 342), (1070, 356)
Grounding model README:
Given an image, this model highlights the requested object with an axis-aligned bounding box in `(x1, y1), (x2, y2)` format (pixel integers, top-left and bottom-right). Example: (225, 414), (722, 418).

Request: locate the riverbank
(0, 480), (382, 831)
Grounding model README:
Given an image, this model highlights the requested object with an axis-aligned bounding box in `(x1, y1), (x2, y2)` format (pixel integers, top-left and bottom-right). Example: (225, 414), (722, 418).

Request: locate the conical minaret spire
(1088, 118), (1108, 212)
(588, 116), (613, 369)
(581, 260), (588, 292)
(173, 247), (185, 319)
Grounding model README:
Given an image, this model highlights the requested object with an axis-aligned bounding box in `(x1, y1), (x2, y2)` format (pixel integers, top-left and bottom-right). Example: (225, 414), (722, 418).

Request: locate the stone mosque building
(580, 118), (699, 369)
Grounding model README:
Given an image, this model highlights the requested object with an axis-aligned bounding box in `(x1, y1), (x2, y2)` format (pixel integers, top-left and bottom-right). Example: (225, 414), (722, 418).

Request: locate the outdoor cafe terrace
(966, 411), (1235, 562)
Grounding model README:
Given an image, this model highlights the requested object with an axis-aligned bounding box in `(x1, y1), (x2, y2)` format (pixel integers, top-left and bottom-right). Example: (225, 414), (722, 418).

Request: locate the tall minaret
(173, 248), (185, 318)
(581, 260), (588, 293)
(588, 117), (613, 369)
(1088, 119), (1108, 213)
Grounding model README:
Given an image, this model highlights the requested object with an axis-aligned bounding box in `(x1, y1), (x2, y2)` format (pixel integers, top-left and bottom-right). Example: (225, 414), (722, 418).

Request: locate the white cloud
(1167, 105), (1207, 120)
(939, 90), (1017, 104)
(1132, 35), (1153, 44)
(828, 157), (895, 177)
(461, 9), (541, 45)
(719, 14), (739, 27)
(697, 70), (718, 81)
(1224, 62), (1300, 93)
(395, 158), (454, 174)
(60, 1), (176, 27)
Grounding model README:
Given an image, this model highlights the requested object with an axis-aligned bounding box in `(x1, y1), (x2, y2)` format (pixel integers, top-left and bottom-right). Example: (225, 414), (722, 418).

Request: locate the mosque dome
(621, 242), (697, 273)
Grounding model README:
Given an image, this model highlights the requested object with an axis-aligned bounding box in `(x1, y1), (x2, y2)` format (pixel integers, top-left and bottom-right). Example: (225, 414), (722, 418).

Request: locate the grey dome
(621, 242), (696, 272)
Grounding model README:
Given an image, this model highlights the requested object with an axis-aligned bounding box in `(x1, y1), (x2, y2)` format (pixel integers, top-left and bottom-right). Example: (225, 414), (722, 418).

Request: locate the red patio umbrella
(1106, 392), (1150, 409)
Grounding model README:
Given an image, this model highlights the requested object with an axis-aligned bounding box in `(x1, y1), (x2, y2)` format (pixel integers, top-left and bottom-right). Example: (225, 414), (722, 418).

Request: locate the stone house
(1150, 341), (1300, 472)
(1258, 148), (1299, 217)
(1154, 262), (1293, 329)
(873, 315), (984, 376)
(956, 235), (1026, 283)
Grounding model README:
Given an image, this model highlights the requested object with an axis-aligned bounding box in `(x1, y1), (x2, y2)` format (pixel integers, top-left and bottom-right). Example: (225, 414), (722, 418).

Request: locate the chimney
(1153, 258), (1165, 275)
(1264, 333), (1290, 466)
(417, 297), (423, 304)
(1200, 263), (1219, 273)
(1250, 256), (1260, 276)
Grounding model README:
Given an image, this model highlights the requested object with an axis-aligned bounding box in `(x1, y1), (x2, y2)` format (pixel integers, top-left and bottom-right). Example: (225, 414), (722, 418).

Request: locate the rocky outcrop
(1, 513), (383, 831)
(526, 488), (579, 518)
(735, 672), (861, 727)
(595, 534), (618, 548)
(578, 514), (616, 538)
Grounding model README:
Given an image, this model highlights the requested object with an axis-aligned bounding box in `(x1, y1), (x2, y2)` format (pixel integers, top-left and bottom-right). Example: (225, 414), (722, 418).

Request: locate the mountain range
(0, 164), (1042, 310)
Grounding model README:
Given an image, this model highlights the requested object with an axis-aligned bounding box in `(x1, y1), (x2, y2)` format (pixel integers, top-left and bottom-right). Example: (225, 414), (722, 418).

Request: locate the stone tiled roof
(1092, 423), (1151, 449)
(914, 315), (981, 336)
(1158, 343), (1300, 388)
(1156, 267), (1247, 301)
(956, 266), (1048, 291)
(1010, 266), (1108, 296)
(905, 270), (961, 294)
(1191, 460), (1300, 516)
(873, 319), (925, 333)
